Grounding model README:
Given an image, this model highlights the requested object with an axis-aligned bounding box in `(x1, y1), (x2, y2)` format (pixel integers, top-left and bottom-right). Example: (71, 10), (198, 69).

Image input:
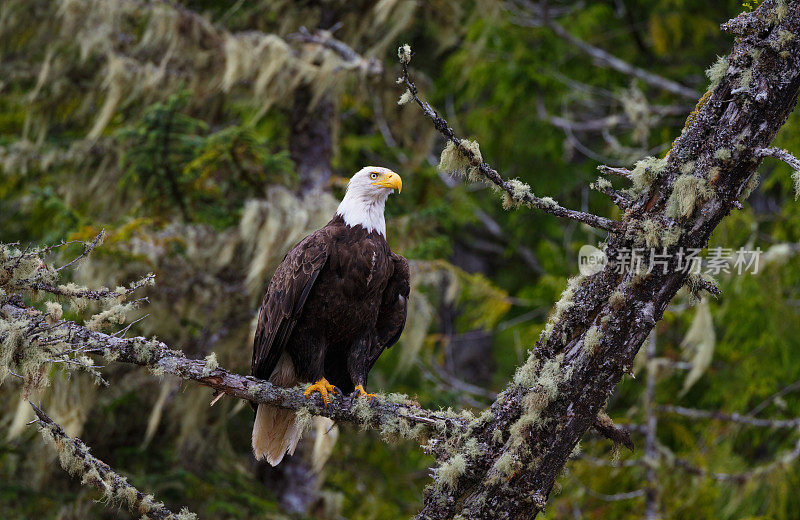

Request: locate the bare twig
(756, 147), (800, 173)
(597, 165), (632, 180)
(658, 405), (800, 430)
(288, 27), (383, 75)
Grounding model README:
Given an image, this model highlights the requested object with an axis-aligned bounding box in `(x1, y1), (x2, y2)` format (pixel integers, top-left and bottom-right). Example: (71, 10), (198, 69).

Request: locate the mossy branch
(1, 302), (467, 442)
(396, 49), (621, 233)
(31, 402), (197, 520)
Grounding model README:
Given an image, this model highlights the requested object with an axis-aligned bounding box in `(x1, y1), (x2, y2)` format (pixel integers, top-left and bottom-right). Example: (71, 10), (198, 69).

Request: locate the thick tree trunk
(416, 3), (800, 518)
(289, 86), (334, 194)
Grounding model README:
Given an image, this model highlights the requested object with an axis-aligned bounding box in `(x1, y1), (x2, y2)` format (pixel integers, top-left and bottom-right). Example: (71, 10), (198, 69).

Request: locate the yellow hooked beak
(372, 171), (402, 193)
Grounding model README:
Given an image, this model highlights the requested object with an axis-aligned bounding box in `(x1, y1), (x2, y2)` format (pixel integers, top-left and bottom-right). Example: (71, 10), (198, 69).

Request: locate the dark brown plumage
(250, 166), (407, 465)
(251, 213), (409, 392)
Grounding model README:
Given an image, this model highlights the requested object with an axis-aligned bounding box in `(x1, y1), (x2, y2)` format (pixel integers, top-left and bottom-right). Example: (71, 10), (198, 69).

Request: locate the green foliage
(3, 0), (800, 519)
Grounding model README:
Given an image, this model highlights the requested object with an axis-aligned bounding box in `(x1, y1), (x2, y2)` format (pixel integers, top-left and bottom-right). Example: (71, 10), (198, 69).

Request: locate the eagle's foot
(304, 378), (338, 407)
(352, 384), (377, 403)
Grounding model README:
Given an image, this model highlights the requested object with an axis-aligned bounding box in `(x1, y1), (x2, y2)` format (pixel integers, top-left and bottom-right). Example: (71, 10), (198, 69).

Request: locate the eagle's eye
(369, 172), (379, 180)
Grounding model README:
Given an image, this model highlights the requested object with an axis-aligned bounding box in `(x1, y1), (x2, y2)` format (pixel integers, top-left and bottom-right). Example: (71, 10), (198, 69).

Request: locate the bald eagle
(251, 166), (409, 466)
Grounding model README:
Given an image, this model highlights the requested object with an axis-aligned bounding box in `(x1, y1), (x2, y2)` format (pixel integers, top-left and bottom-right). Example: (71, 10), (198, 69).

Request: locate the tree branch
(1, 302), (467, 443)
(30, 402), (196, 520)
(658, 404), (800, 429)
(398, 56), (621, 233)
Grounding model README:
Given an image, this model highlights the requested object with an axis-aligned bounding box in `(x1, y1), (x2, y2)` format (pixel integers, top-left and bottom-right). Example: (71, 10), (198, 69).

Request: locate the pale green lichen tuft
(492, 451), (517, 480)
(201, 352), (219, 377)
(592, 177), (612, 191)
(538, 196), (558, 209)
(666, 175), (713, 219)
(437, 453), (467, 488)
(741, 172), (761, 200)
(492, 429), (504, 443)
(397, 89), (413, 105)
(792, 170), (800, 201)
(775, 0), (788, 22)
(706, 56), (729, 88)
(777, 29), (795, 47)
(583, 326), (603, 355)
(639, 219), (681, 248)
(439, 140), (483, 182)
(352, 395), (375, 425)
(295, 407), (313, 433)
(739, 68), (754, 91)
(502, 179), (534, 210)
(45, 301), (63, 325)
(176, 508), (198, 520)
(714, 148), (731, 161)
(609, 291), (626, 310)
(541, 275), (585, 344)
(513, 357), (541, 387)
(398, 44), (412, 64)
(630, 156), (668, 193)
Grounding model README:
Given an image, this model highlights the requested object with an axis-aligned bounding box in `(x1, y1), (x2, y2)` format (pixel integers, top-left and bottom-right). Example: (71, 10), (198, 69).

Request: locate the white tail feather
(252, 404), (301, 466)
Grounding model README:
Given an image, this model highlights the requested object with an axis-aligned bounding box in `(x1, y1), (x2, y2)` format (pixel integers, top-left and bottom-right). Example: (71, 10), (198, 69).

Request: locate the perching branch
(397, 52), (621, 233)
(30, 402), (196, 520)
(0, 302), (468, 442)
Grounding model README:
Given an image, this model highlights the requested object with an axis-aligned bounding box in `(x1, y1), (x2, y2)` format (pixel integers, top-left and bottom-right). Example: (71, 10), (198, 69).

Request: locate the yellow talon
(304, 378), (337, 407)
(353, 384), (377, 403)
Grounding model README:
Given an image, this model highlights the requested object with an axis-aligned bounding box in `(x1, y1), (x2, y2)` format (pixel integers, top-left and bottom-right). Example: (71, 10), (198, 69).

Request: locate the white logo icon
(578, 245), (607, 276)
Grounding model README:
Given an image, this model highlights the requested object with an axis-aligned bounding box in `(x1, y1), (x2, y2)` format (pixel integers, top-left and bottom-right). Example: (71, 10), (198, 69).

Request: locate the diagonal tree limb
(398, 60), (622, 233)
(30, 402), (196, 520)
(405, 1), (800, 518)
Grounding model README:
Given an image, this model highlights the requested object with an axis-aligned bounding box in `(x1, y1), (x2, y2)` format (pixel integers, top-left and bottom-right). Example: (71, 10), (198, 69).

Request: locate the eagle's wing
(251, 232), (329, 382)
(375, 252), (410, 349)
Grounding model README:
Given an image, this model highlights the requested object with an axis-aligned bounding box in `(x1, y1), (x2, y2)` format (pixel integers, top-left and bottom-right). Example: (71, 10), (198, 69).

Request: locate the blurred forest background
(2, 0), (800, 519)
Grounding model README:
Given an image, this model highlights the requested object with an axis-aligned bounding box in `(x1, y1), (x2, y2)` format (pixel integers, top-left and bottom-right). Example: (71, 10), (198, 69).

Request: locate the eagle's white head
(336, 166), (402, 237)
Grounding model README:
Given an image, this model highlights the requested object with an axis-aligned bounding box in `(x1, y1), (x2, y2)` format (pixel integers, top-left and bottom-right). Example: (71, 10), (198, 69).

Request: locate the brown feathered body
(251, 213), (409, 465)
